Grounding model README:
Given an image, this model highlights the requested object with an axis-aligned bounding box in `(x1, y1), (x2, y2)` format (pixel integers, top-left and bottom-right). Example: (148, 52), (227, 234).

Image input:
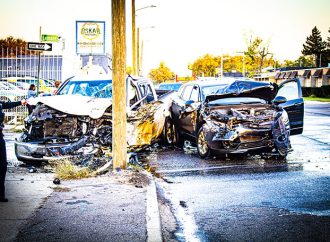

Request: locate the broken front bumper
(15, 136), (88, 162)
(205, 125), (275, 154)
(207, 138), (274, 154)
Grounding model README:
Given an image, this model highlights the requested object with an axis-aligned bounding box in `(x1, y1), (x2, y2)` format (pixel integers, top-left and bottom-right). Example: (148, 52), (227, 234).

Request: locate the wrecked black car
(15, 75), (172, 162)
(170, 78), (304, 158)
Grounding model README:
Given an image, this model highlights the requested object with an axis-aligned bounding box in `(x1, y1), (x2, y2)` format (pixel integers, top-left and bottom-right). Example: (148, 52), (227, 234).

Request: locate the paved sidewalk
(0, 172), (54, 242)
(0, 170), (161, 242)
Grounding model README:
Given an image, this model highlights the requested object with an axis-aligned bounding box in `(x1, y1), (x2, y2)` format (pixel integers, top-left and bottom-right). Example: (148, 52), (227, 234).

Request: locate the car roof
(159, 82), (182, 86)
(69, 75), (112, 81)
(183, 77), (253, 87)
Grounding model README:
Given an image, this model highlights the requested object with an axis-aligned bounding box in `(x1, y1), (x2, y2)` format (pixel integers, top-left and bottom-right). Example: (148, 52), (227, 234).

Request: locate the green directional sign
(41, 34), (60, 42)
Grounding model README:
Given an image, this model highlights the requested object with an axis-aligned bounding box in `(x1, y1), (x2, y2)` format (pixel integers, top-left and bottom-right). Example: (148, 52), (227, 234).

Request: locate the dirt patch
(52, 187), (71, 192)
(108, 170), (150, 188)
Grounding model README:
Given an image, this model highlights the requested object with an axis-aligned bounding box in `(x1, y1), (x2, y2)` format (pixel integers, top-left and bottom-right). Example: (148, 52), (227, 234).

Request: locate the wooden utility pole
(132, 0), (136, 75)
(112, 0), (127, 169)
(137, 27), (140, 76)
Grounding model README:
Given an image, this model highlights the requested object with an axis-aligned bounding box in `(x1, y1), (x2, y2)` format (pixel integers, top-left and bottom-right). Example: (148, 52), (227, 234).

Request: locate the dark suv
(169, 78), (304, 158)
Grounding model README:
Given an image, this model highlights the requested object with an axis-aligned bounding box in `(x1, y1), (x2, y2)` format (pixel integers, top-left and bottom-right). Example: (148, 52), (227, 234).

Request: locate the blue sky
(0, 0), (329, 76)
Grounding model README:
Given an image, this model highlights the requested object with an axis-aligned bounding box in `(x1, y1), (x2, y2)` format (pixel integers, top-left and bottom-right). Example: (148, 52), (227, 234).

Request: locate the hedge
(302, 86), (330, 97)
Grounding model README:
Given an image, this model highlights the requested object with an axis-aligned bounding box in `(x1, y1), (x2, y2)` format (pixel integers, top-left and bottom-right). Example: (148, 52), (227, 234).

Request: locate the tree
(0, 36), (27, 57)
(302, 26), (327, 67)
(284, 56), (315, 68)
(148, 62), (175, 83)
(189, 54), (221, 77)
(244, 34), (272, 75)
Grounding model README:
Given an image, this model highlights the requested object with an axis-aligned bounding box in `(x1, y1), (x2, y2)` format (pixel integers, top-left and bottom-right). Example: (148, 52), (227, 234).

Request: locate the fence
(0, 46), (63, 124)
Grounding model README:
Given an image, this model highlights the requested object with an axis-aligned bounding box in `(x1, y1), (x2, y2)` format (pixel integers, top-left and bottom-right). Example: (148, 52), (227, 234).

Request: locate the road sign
(27, 42), (53, 51)
(41, 34), (60, 42)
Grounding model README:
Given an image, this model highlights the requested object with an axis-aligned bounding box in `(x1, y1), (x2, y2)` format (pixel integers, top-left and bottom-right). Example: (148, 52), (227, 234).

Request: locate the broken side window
(181, 85), (193, 101)
(190, 86), (199, 102)
(277, 81), (299, 101)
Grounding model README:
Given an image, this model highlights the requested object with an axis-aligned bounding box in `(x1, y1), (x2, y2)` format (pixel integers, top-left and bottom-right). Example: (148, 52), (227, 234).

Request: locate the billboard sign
(76, 21), (105, 55)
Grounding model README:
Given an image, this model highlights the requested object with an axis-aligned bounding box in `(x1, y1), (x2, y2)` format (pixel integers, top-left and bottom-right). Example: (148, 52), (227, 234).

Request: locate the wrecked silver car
(15, 75), (172, 162)
(170, 78), (304, 158)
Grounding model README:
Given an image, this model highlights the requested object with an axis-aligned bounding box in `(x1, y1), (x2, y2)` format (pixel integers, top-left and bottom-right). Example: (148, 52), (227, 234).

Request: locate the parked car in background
(15, 82), (31, 90)
(1, 76), (55, 94)
(0, 82), (26, 102)
(169, 78), (304, 158)
(158, 82), (183, 92)
(15, 75), (173, 162)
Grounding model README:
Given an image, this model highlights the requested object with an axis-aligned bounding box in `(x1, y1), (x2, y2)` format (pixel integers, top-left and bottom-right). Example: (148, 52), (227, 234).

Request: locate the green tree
(302, 26), (327, 67)
(189, 54), (221, 77)
(283, 56), (315, 68)
(148, 62), (175, 83)
(326, 27), (330, 66)
(244, 34), (272, 75)
(222, 55), (244, 74)
(0, 36), (27, 57)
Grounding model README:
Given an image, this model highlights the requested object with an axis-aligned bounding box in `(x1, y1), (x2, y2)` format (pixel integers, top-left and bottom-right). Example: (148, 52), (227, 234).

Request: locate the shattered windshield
(57, 80), (112, 98)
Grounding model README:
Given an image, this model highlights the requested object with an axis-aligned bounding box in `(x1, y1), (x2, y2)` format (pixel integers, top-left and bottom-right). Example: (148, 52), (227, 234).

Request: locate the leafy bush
(302, 86), (330, 98)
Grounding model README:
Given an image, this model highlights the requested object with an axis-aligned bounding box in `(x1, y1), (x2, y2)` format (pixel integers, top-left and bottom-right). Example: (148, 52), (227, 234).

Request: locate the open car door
(276, 78), (304, 135)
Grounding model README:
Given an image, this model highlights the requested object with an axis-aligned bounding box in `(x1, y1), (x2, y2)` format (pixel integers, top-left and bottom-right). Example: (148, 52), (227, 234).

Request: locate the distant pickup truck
(15, 75), (173, 162)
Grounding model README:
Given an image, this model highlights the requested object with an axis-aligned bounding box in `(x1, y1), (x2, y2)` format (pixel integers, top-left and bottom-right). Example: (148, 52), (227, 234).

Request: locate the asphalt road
(149, 101), (330, 242)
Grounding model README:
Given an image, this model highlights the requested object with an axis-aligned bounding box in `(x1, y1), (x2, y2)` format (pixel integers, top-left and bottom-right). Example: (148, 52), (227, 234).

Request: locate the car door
(276, 78), (304, 135)
(172, 85), (193, 135)
(185, 85), (201, 135)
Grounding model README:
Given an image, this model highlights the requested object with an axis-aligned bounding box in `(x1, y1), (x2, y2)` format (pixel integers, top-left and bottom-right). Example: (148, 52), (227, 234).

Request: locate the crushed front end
(15, 104), (113, 162)
(202, 104), (290, 155)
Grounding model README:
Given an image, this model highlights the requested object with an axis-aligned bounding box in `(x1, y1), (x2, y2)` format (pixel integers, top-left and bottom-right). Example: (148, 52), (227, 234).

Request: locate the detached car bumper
(15, 136), (88, 162)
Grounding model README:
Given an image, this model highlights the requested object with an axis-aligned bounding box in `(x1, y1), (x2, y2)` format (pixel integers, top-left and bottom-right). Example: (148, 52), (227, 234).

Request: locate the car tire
(162, 117), (175, 146)
(197, 126), (211, 158)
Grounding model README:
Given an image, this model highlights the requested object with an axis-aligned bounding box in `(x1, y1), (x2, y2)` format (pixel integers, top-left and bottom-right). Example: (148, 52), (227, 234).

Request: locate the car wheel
(163, 117), (175, 145)
(197, 126), (211, 158)
(274, 133), (289, 159)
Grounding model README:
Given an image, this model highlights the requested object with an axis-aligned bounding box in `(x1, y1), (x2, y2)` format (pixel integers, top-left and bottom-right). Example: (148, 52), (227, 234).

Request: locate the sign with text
(27, 42), (52, 51)
(41, 34), (60, 42)
(76, 21), (105, 55)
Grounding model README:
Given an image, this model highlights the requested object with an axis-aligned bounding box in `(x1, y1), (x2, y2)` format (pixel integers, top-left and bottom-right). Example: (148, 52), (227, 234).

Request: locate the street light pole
(137, 26), (154, 76)
(136, 5), (156, 12)
(221, 54), (224, 78)
(133, 4), (156, 76)
(235, 51), (245, 77)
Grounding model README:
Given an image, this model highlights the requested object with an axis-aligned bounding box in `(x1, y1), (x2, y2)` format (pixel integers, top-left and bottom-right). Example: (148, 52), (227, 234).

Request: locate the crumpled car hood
(205, 80), (278, 103)
(28, 95), (112, 119)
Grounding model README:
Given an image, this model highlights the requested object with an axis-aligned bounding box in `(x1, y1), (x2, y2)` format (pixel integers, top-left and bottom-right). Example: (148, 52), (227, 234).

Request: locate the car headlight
(281, 110), (289, 124)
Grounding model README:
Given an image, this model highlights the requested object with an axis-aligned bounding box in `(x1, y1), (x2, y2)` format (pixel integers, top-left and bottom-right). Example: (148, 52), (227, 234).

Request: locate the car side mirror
(185, 100), (194, 108)
(273, 96), (287, 105)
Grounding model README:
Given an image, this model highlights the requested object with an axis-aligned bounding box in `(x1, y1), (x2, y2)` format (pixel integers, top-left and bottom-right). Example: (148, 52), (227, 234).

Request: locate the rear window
(158, 83), (182, 91)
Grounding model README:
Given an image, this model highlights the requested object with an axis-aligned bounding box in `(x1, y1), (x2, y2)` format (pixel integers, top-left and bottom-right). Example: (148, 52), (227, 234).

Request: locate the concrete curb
(146, 172), (162, 242)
